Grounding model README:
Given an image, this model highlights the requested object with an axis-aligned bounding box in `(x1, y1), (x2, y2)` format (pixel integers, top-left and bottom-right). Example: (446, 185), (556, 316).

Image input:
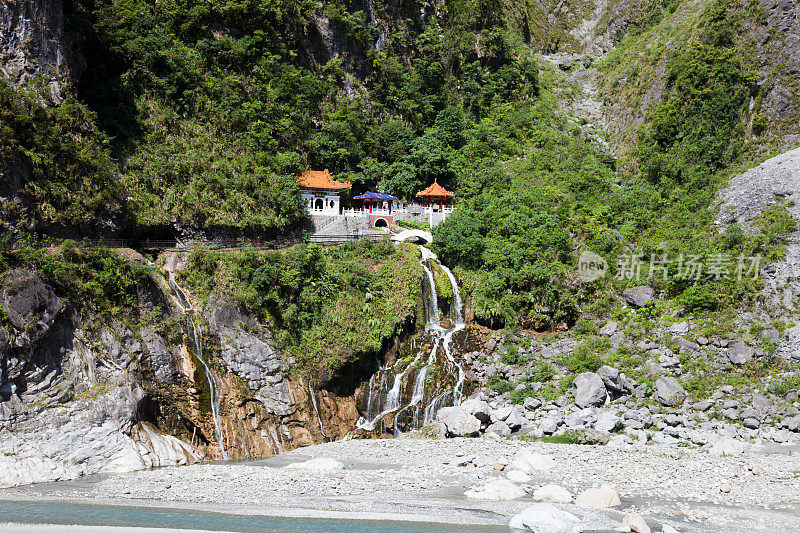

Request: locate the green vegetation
(179, 240), (422, 382)
(1, 239), (153, 323)
(396, 219), (430, 230)
(0, 78), (119, 227)
(487, 376), (515, 394)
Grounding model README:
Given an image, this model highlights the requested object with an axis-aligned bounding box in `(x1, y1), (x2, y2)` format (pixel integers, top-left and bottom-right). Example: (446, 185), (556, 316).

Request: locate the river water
(0, 500), (506, 533)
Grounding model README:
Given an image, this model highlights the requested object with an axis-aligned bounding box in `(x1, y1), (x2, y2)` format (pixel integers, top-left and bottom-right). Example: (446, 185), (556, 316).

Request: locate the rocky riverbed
(2, 436), (798, 532)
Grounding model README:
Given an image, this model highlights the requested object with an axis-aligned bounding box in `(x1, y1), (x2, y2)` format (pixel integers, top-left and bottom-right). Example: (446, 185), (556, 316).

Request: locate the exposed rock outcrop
(0, 0), (85, 98)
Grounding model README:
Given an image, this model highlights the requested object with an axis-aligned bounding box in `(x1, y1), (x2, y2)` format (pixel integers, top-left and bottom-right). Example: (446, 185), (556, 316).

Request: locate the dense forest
(1, 0), (797, 334)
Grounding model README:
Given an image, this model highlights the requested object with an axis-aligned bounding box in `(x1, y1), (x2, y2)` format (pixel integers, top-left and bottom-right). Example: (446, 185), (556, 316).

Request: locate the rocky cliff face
(599, 0), (800, 156)
(0, 257), (359, 487)
(0, 0), (84, 99)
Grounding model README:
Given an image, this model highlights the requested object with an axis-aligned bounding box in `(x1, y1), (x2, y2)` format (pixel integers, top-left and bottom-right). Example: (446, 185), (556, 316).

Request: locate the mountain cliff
(2, 0), (800, 486)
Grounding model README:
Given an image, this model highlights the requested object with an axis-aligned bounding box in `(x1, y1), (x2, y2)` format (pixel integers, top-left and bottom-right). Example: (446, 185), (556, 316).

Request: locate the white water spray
(308, 383), (329, 440)
(357, 245), (467, 432)
(168, 272), (228, 459)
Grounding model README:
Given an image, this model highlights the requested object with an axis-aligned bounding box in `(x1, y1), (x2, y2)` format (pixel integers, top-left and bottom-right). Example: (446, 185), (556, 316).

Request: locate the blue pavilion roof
(353, 191), (399, 201)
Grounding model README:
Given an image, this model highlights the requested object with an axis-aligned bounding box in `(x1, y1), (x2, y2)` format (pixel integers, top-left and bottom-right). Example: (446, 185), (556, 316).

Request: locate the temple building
(298, 169), (351, 216)
(353, 191), (399, 228)
(416, 180), (454, 212)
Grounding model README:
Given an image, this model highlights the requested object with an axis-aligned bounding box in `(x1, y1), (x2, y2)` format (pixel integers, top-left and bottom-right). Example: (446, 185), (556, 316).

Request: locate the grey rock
(610, 331), (626, 346)
(594, 411), (620, 432)
(693, 400), (713, 411)
(573, 372), (607, 408)
(523, 397), (542, 411)
(505, 407), (525, 430)
(485, 421), (511, 436)
(437, 407), (481, 437)
(596, 365), (624, 392)
(140, 327), (175, 383)
(0, 0), (86, 96)
(652, 376), (687, 406)
(461, 398), (492, 423)
(668, 321), (689, 335)
(728, 340), (754, 365)
(539, 418), (559, 435)
(206, 297), (291, 415)
(557, 56), (574, 70)
(508, 503), (580, 532)
(743, 417), (760, 429)
(492, 405), (514, 423)
(1, 269), (63, 346)
(623, 286), (655, 307)
(599, 321), (619, 336)
(762, 328), (780, 342)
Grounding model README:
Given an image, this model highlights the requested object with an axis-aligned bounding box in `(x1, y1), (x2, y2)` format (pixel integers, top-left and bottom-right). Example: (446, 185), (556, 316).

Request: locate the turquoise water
(0, 501), (507, 532)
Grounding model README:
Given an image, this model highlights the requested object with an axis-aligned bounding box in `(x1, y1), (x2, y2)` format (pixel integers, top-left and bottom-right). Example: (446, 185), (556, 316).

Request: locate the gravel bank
(2, 436), (798, 532)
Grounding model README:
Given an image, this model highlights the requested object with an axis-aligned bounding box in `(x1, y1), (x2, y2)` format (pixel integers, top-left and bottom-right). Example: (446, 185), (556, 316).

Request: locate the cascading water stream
(167, 272), (228, 459)
(308, 383), (329, 440)
(356, 245), (467, 432)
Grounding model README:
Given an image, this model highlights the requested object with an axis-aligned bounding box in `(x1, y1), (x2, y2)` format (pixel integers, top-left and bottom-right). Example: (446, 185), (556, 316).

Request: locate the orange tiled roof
(298, 169), (351, 190)
(416, 180), (454, 197)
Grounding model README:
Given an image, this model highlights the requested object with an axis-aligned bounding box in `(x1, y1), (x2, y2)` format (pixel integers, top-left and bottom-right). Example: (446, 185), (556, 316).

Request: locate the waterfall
(356, 245), (466, 432)
(167, 272), (228, 459)
(308, 383), (329, 440)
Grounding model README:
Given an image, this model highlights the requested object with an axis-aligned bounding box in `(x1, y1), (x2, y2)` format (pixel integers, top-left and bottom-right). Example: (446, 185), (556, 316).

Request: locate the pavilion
(298, 169), (351, 216)
(353, 191), (399, 228)
(416, 180), (454, 213)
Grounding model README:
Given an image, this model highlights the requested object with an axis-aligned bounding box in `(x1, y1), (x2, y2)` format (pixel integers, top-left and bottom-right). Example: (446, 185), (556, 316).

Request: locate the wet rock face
(1, 269), (62, 347)
(0, 0), (85, 96)
(206, 296), (292, 416)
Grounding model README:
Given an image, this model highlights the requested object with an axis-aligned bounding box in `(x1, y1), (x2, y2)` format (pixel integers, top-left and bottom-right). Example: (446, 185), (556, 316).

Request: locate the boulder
(1, 269), (63, 346)
(284, 457), (344, 473)
(708, 438), (747, 456)
(573, 372), (607, 408)
(623, 512), (651, 533)
(762, 328), (780, 342)
(557, 57), (574, 70)
(532, 483), (574, 504)
(505, 408), (525, 430)
(539, 418), (559, 435)
(565, 408), (595, 428)
(594, 411), (620, 433)
(509, 449), (555, 474)
(508, 503), (581, 533)
(437, 407), (481, 437)
(460, 398), (491, 423)
(652, 377), (687, 406)
(575, 486), (621, 508)
(599, 321), (619, 336)
(728, 340), (754, 365)
(523, 397), (542, 411)
(485, 421), (511, 436)
(668, 321), (689, 335)
(492, 405), (514, 423)
(597, 365), (624, 392)
(465, 479), (526, 501)
(623, 286), (655, 308)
